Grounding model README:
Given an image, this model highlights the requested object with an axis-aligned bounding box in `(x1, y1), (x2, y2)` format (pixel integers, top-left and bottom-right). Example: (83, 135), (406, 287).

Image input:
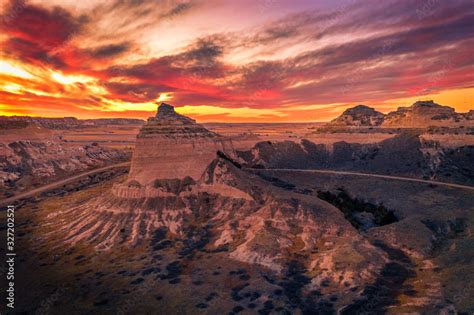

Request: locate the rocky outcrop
(128, 103), (235, 185)
(328, 105), (385, 127)
(323, 101), (473, 129)
(465, 109), (474, 120)
(382, 100), (471, 128)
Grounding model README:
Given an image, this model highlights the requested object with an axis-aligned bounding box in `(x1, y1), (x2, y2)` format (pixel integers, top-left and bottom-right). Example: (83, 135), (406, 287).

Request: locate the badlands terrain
(0, 118), (136, 200)
(0, 101), (473, 314)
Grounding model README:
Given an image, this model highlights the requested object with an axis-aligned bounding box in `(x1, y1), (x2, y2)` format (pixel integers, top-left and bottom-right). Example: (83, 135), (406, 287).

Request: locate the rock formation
(128, 103), (235, 185)
(324, 101), (473, 129)
(48, 154), (385, 290)
(20, 102), (472, 314)
(45, 104), (389, 296)
(382, 100), (471, 127)
(328, 105), (385, 127)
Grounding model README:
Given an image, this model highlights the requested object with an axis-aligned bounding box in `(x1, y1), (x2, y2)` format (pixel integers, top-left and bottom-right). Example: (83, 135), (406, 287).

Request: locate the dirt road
(249, 168), (474, 191)
(1, 162), (131, 206)
(3, 163), (473, 207)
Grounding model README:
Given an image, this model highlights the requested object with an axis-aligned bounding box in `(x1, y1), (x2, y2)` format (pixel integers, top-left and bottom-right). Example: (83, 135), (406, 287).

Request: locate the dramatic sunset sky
(0, 0), (473, 122)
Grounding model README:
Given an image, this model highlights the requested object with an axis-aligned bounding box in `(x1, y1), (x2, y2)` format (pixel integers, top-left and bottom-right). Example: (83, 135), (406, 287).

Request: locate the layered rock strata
(43, 105), (387, 290)
(46, 154), (386, 289)
(382, 100), (471, 127)
(128, 103), (235, 185)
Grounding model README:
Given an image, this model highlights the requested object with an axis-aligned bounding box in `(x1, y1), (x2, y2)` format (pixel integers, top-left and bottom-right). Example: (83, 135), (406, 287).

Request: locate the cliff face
(128, 103), (235, 185)
(237, 134), (474, 185)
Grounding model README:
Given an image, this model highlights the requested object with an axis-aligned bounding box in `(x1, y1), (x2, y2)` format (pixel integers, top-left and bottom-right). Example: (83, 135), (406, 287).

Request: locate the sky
(0, 0), (473, 122)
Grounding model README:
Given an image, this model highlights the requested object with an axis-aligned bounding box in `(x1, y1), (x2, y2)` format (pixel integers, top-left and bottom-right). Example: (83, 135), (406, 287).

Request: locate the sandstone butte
(44, 102), (387, 290)
(128, 103), (235, 186)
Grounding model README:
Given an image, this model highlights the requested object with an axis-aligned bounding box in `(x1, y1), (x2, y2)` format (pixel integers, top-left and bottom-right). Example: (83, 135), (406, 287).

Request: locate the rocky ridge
(0, 140), (129, 196)
(0, 116), (144, 129)
(325, 100), (473, 129)
(237, 133), (474, 185)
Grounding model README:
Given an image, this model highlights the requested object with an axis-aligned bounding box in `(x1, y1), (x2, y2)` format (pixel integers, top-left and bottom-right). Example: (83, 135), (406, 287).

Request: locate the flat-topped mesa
(128, 103), (235, 186)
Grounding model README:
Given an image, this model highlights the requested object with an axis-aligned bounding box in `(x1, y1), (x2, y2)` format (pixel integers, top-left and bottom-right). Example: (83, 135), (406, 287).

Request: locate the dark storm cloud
(248, 0), (474, 44)
(317, 0), (474, 39)
(90, 43), (131, 58)
(102, 35), (231, 103)
(0, 0), (87, 66)
(292, 11), (474, 71)
(2, 37), (66, 67)
(252, 24), (300, 45)
(103, 81), (174, 102)
(107, 35), (228, 81)
(181, 38), (225, 70)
